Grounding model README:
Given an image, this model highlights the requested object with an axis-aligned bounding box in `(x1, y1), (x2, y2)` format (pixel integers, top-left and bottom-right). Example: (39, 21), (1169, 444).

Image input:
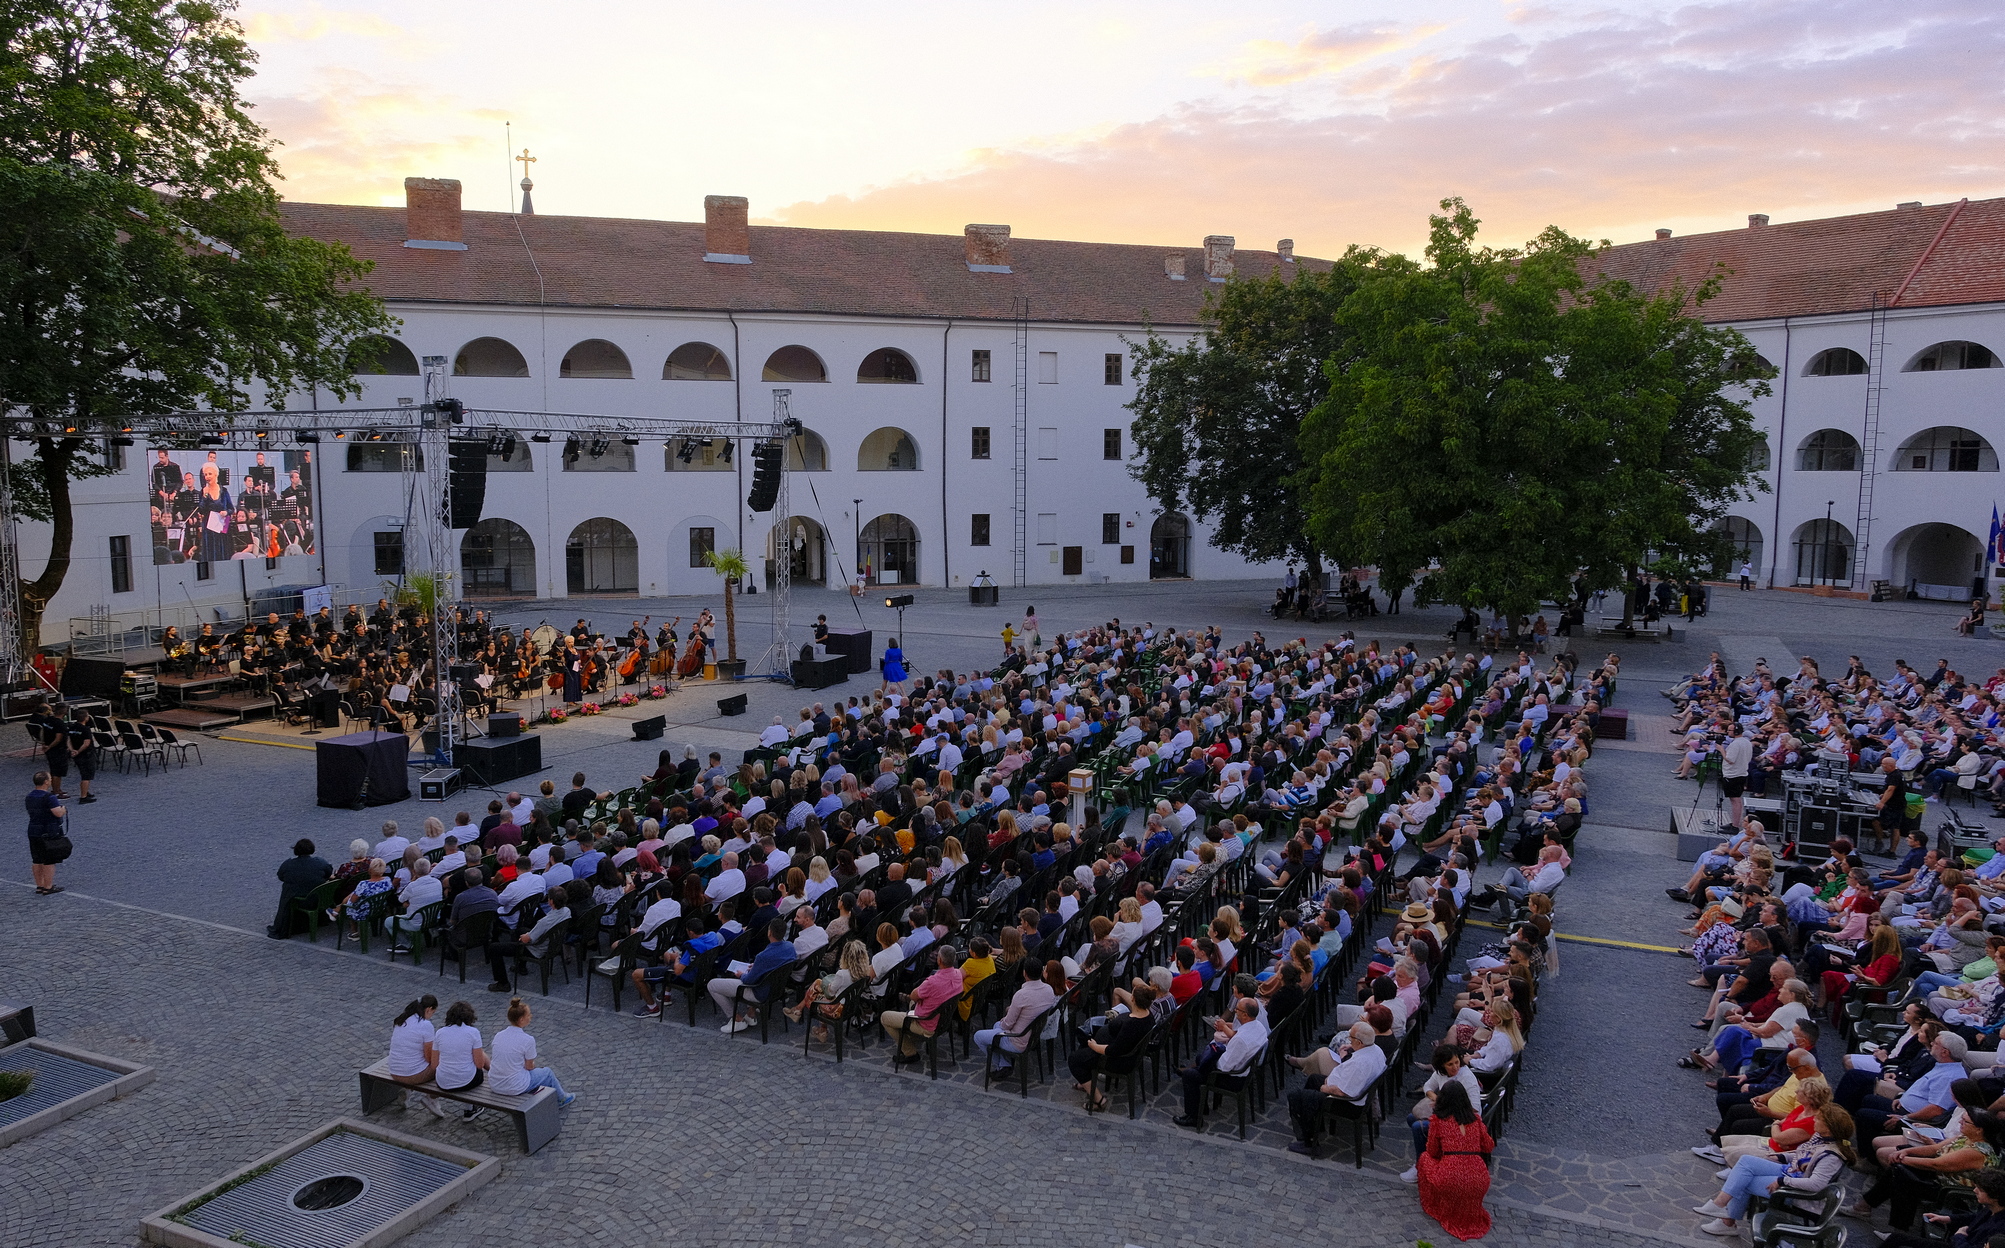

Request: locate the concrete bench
(1595, 620), (1672, 642)
(359, 1058), (559, 1153)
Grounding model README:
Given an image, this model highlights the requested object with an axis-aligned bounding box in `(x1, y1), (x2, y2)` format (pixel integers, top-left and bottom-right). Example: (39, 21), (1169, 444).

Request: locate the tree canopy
(0, 0), (392, 648)
(1299, 199), (1771, 618)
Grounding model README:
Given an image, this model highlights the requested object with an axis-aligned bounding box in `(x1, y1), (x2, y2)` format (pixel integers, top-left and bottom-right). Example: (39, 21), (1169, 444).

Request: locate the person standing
(1738, 561), (1754, 592)
(1721, 723), (1754, 826)
(29, 702), (69, 798)
(880, 638), (908, 695)
(25, 771), (68, 895)
(64, 710), (99, 805)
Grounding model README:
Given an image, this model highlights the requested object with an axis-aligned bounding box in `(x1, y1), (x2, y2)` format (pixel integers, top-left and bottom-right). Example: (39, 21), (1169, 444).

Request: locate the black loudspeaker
(717, 693), (748, 716)
(60, 657), (124, 701)
(311, 688), (342, 729)
(447, 438), (488, 529)
(488, 712), (522, 738)
(633, 714), (665, 741)
(456, 733), (542, 783)
(747, 440), (782, 513)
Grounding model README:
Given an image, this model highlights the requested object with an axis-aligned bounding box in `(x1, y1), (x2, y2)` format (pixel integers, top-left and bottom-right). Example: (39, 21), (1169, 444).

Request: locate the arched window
(348, 336), (419, 376)
(786, 429), (829, 472)
(859, 514), (919, 585)
(1726, 351), (1776, 383)
(1797, 429), (1860, 471)
(856, 348), (920, 384)
(1791, 518), (1855, 587)
(664, 342), (732, 381)
(483, 430), (532, 472)
(762, 346), (827, 383)
(345, 433), (423, 473)
(566, 518), (638, 593)
(1708, 516), (1764, 578)
(1904, 341), (2000, 372)
(559, 339), (632, 379)
(665, 438), (734, 472)
(1748, 438), (1771, 472)
(1894, 426), (1998, 472)
(1803, 347), (1867, 377)
(561, 435), (636, 472)
(858, 426), (920, 471)
(462, 518), (537, 596)
(454, 337), (530, 378)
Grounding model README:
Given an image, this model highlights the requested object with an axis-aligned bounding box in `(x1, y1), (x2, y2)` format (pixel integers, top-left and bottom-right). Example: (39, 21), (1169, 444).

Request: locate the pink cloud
(766, 1), (2005, 257)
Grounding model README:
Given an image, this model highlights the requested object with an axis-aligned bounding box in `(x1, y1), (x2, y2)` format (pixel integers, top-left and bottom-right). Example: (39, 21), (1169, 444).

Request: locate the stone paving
(3, 581), (1997, 1245)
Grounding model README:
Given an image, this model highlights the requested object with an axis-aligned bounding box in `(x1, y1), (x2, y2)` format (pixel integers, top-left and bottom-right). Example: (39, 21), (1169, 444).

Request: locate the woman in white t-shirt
(1402, 1042), (1485, 1182)
(386, 995), (446, 1118)
(486, 998), (575, 1107)
(430, 1000), (490, 1119)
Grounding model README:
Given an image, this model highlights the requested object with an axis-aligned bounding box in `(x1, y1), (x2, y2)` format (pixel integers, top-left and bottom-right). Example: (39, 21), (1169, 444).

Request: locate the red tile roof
(277, 202), (1321, 326)
(1591, 197), (2005, 322)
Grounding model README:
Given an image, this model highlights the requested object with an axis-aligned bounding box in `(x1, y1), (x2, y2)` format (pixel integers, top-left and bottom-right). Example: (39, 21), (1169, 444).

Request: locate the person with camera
(25, 771), (69, 895)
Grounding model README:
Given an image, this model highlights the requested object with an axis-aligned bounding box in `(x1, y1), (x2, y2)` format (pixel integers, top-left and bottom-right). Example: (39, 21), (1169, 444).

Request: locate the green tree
(1125, 261), (1362, 571)
(0, 0), (393, 649)
(1300, 198), (1768, 627)
(703, 547), (750, 662)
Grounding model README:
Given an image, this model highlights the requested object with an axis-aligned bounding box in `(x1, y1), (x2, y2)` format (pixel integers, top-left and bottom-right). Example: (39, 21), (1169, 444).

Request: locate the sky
(239, 0), (2005, 259)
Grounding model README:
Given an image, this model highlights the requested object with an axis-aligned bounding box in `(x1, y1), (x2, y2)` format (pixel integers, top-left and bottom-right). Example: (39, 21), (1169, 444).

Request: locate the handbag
(41, 835), (74, 863)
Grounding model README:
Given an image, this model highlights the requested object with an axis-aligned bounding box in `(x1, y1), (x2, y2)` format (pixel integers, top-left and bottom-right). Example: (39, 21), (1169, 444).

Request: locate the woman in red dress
(1417, 1081), (1495, 1241)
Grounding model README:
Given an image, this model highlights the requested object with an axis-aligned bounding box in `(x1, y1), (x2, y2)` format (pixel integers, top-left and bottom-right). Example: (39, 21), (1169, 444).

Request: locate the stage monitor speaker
(488, 712), (522, 738)
(717, 692), (748, 717)
(633, 714), (665, 741)
(60, 656), (124, 701)
(447, 437), (488, 529)
(456, 733), (542, 784)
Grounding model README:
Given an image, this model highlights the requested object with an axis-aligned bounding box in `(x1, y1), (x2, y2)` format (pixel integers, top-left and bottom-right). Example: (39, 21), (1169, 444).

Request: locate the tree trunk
(723, 581), (738, 660)
(19, 438), (81, 656)
(1621, 565), (1637, 628)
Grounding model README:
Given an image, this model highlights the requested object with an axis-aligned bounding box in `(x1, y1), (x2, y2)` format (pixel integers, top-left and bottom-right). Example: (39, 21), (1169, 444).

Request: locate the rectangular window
(689, 526), (716, 568)
(108, 535), (132, 593)
(1037, 427), (1057, 460)
(1036, 512), (1057, 545)
(1062, 546), (1083, 576)
(1104, 353), (1124, 385)
(971, 513), (991, 546)
(971, 426), (991, 459)
(1102, 513), (1121, 545)
(1038, 351), (1058, 384)
(971, 349), (992, 383)
(373, 530), (404, 576)
(195, 560), (213, 582)
(1103, 428), (1122, 460)
(1120, 545), (1135, 564)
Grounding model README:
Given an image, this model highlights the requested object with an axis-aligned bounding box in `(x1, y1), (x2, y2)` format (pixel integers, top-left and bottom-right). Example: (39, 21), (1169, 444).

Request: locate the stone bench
(359, 1058), (559, 1154)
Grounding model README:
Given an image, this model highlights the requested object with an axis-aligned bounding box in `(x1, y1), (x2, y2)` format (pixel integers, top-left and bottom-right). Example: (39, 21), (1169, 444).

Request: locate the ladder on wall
(1011, 297), (1030, 589)
(1852, 293), (1889, 588)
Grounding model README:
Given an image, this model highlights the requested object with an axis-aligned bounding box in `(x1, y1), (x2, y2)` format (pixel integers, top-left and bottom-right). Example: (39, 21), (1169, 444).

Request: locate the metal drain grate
(0, 1046), (122, 1128)
(178, 1130), (468, 1248)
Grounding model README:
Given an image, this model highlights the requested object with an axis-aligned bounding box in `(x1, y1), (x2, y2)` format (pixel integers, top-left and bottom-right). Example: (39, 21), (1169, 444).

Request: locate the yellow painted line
(1462, 918), (1681, 954)
(216, 734), (317, 752)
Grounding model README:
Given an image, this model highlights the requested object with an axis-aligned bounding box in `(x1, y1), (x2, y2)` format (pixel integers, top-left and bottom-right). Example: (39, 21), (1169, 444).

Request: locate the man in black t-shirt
(1874, 755), (1908, 856)
(25, 771), (67, 894)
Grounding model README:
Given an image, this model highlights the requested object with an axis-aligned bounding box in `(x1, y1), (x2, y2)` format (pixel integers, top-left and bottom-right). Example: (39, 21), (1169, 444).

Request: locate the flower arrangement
(577, 702), (603, 717)
(544, 707), (569, 725)
(645, 684), (668, 700)
(615, 692), (640, 708)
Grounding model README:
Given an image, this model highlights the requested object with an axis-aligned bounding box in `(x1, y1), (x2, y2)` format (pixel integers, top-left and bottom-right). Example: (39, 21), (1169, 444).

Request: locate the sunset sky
(240, 0), (2005, 258)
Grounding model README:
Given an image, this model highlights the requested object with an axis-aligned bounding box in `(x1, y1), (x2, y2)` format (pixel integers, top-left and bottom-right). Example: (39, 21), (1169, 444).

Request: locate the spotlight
(676, 439), (698, 463)
(620, 436), (640, 447)
(254, 421), (270, 440)
(109, 436), (134, 447)
(530, 433), (552, 443)
(718, 439), (734, 464)
(563, 435), (581, 465)
(297, 432), (320, 444)
(199, 434), (225, 446)
(499, 435), (517, 462)
(587, 437), (609, 459)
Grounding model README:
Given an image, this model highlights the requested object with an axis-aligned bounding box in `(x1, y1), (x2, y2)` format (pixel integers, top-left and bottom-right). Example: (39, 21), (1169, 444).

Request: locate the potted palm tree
(704, 547), (750, 679)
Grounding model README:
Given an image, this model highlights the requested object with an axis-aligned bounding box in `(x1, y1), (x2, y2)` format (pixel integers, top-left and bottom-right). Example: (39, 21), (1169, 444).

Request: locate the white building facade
(14, 182), (1304, 635)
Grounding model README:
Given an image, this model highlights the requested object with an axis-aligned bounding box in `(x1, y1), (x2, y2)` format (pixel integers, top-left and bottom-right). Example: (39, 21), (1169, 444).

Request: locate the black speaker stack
(455, 733), (542, 783)
(632, 715), (666, 741)
(447, 438), (488, 529)
(747, 441), (782, 512)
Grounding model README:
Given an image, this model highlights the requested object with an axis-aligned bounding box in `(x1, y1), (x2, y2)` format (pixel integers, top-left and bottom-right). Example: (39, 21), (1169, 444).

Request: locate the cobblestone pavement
(4, 584), (1996, 1245)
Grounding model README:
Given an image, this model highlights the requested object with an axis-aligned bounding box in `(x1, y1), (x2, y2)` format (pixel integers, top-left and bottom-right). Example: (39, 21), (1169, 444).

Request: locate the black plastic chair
(437, 910), (499, 982)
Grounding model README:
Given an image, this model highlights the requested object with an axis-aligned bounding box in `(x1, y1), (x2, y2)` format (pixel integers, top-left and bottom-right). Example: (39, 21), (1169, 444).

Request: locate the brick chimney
(403, 178), (466, 250)
(1655, 228), (1672, 240)
(1747, 213), (1769, 228)
(704, 195), (751, 264)
(1164, 253), (1186, 280)
(1277, 238), (1295, 263)
(1203, 235), (1235, 281)
(964, 224), (1011, 272)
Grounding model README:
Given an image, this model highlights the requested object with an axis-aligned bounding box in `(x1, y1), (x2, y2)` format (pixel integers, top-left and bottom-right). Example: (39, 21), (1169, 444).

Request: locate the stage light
(254, 421), (270, 440)
(587, 437), (609, 459)
(562, 435), (581, 465)
(199, 434), (225, 446)
(718, 439), (734, 464)
(884, 594), (914, 608)
(110, 436), (134, 446)
(621, 436), (640, 446)
(530, 433), (552, 443)
(676, 439), (698, 463)
(297, 432), (320, 444)
(498, 435), (517, 462)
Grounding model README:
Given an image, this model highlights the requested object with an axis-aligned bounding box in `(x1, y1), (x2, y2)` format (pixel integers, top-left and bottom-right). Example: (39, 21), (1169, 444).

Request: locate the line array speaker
(747, 440), (782, 513)
(447, 437), (488, 529)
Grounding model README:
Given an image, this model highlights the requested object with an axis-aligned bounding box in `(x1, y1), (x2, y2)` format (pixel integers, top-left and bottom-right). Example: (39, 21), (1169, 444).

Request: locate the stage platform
(155, 673), (231, 704)
(145, 707), (242, 732)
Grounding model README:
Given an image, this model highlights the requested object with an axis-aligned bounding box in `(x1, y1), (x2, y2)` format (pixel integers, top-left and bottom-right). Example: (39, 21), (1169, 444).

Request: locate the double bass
(618, 615), (650, 683)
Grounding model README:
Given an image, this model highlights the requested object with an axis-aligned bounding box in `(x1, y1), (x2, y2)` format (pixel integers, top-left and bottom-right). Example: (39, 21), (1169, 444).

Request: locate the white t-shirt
(487, 1025), (536, 1095)
(387, 1016), (434, 1078)
(1762, 1001), (1809, 1049)
(432, 1023), (484, 1090)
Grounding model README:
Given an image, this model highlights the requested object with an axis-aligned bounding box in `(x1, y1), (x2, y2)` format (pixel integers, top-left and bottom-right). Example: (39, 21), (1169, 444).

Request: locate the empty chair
(116, 728), (158, 774)
(155, 726), (202, 768)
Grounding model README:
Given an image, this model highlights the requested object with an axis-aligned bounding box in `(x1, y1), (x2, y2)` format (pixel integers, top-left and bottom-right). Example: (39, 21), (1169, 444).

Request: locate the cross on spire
(515, 148), (536, 175)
